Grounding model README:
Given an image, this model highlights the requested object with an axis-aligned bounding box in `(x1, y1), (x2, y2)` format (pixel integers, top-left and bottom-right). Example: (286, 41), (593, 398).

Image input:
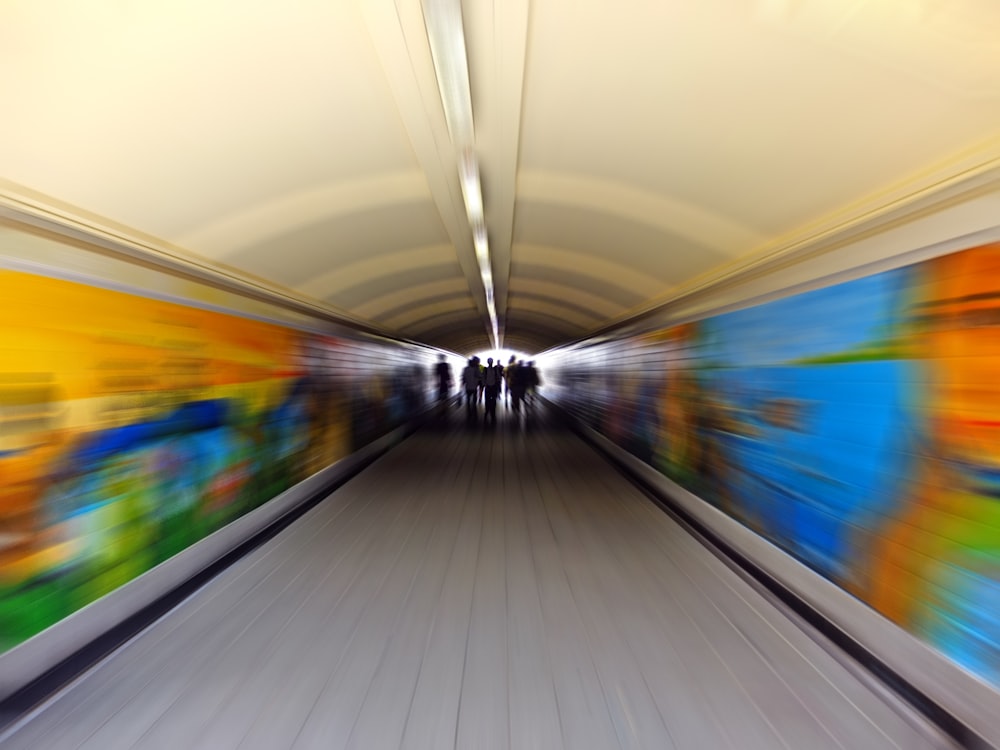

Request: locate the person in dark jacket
(461, 357), (482, 421)
(482, 357), (501, 425)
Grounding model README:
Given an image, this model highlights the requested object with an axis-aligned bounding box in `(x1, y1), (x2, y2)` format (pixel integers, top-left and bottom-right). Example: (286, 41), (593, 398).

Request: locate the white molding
(0, 197), (399, 342)
(543, 166), (1000, 353)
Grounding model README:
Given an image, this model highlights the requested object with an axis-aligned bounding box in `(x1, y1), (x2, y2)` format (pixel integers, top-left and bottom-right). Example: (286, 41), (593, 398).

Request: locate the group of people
(436, 354), (540, 425)
(465, 355), (541, 424)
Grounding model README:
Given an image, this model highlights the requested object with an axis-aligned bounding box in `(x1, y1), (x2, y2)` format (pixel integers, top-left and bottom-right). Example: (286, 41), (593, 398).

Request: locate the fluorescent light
(421, 0), (474, 146)
(422, 0), (502, 350)
(473, 220), (488, 253)
(459, 150), (483, 222)
(475, 241), (489, 266)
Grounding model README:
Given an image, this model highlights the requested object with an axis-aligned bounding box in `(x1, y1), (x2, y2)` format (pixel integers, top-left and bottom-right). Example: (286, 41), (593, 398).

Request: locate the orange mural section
(0, 269), (426, 652)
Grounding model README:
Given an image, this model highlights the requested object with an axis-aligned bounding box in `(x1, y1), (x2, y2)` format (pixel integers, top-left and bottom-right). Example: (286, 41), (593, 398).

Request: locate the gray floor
(0, 405), (953, 749)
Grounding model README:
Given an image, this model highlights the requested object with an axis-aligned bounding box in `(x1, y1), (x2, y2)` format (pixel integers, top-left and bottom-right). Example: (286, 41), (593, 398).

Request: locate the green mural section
(0, 269), (427, 651)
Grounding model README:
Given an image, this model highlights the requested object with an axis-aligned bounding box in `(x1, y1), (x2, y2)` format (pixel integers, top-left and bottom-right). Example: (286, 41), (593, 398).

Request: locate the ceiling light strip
(421, 0), (474, 145)
(422, 0), (499, 349)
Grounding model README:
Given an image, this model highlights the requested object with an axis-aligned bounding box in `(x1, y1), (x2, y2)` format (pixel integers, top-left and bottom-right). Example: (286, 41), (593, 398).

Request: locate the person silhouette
(505, 355), (516, 406)
(483, 357), (501, 426)
(434, 354), (452, 405)
(461, 357), (481, 422)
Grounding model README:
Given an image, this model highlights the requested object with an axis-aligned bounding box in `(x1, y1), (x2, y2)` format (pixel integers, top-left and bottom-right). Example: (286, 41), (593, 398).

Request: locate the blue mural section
(689, 270), (919, 583)
(545, 243), (1000, 688)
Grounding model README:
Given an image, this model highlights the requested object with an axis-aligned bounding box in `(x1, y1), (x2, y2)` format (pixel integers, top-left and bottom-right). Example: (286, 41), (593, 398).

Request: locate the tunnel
(1, 1), (1000, 748)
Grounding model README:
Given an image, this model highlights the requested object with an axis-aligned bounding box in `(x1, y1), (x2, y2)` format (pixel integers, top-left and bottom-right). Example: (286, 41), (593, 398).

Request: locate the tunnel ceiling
(2, 1), (1000, 355)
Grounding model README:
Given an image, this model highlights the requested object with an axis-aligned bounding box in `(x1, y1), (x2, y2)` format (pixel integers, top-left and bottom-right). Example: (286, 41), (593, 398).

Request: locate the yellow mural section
(0, 269), (349, 650)
(0, 270), (298, 446)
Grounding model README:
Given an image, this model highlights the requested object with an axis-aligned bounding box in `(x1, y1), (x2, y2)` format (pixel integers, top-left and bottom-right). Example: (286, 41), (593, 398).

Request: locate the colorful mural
(0, 269), (428, 652)
(546, 241), (1000, 688)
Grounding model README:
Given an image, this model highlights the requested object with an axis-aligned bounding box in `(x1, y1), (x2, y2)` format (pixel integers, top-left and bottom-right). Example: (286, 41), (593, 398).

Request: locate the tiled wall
(543, 241), (1000, 688)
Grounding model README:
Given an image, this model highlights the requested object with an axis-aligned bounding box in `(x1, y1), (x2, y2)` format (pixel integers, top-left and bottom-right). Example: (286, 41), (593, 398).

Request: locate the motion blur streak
(543, 240), (1000, 689)
(0, 268), (436, 652)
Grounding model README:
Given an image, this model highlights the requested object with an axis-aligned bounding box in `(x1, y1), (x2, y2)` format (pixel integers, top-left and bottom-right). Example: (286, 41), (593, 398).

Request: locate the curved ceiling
(1, 0), (999, 354)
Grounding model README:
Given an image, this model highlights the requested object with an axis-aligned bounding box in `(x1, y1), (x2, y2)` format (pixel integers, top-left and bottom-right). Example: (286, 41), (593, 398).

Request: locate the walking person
(483, 357), (501, 426)
(461, 357), (481, 422)
(526, 360), (541, 406)
(495, 359), (505, 408)
(435, 355), (452, 403)
(477, 357), (486, 404)
(432, 354), (453, 425)
(504, 355), (516, 406)
(510, 359), (527, 414)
